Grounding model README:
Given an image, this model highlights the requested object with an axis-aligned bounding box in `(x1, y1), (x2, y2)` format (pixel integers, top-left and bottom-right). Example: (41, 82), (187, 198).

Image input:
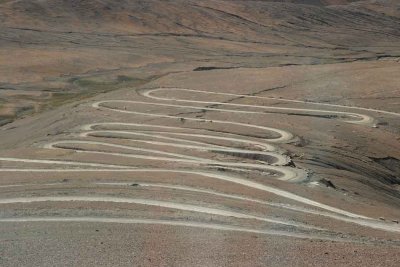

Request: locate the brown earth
(0, 0), (400, 266)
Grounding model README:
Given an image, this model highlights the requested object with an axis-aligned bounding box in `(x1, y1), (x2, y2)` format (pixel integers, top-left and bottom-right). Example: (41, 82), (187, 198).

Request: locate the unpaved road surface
(1, 82), (400, 266)
(1, 0), (400, 266)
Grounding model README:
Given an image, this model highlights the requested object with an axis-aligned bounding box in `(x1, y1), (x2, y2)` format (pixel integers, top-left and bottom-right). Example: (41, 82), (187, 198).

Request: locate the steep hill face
(239, 0), (360, 5)
(2, 0), (400, 48)
(0, 0), (399, 120)
(1, 0), (399, 40)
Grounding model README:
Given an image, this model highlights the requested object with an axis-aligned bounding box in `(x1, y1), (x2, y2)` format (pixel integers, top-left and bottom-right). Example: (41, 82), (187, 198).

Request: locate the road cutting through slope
(0, 167), (374, 220)
(94, 182), (400, 233)
(0, 157), (130, 169)
(44, 139), (289, 165)
(0, 196), (321, 230)
(43, 140), (299, 180)
(1, 180), (399, 233)
(143, 88), (391, 125)
(81, 122), (278, 151)
(2, 86), (398, 239)
(0, 217), (362, 243)
(92, 100), (294, 143)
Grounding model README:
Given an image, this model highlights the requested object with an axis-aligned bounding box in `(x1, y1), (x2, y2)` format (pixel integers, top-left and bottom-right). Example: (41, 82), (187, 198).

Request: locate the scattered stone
(193, 66), (234, 71)
(379, 217), (386, 221)
(285, 160), (296, 167)
(392, 220), (399, 224)
(319, 178), (336, 189)
(377, 121), (388, 126)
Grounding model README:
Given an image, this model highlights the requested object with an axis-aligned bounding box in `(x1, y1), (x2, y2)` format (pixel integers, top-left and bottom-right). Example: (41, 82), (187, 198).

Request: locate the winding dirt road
(1, 87), (400, 244)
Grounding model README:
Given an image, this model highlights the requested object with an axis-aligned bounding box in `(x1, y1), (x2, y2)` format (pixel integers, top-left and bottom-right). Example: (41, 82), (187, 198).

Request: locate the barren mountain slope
(0, 1), (400, 266)
(1, 0), (400, 123)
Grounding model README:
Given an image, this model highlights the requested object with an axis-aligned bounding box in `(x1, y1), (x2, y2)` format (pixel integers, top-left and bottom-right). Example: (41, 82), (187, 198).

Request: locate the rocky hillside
(1, 0), (399, 43)
(0, 0), (399, 122)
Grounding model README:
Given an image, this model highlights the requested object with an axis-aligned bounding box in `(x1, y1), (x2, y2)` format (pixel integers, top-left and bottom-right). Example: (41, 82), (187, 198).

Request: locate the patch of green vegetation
(0, 74), (162, 128)
(0, 100), (14, 126)
(0, 117), (12, 127)
(73, 78), (114, 89)
(117, 75), (139, 82)
(0, 100), (9, 117)
(41, 75), (155, 111)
